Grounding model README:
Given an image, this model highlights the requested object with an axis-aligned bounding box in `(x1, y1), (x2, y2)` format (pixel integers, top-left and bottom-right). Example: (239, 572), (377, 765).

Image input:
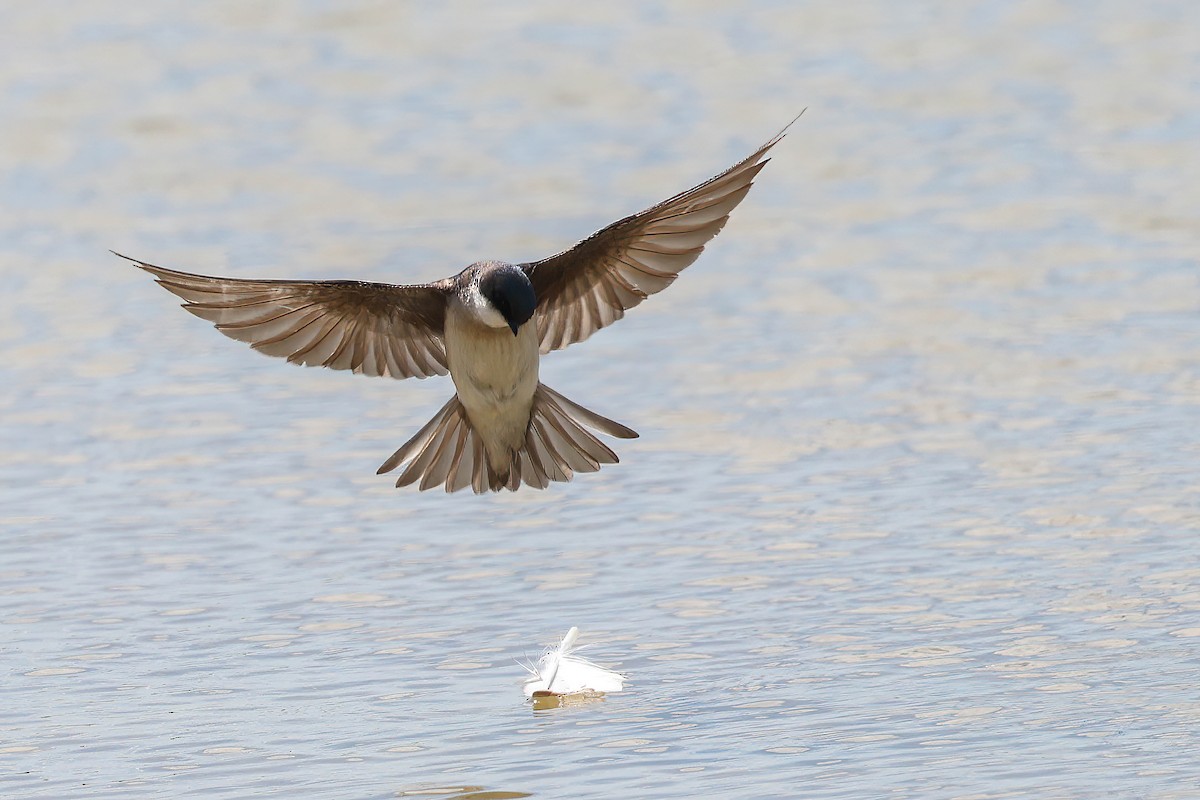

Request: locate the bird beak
(508, 320), (520, 336)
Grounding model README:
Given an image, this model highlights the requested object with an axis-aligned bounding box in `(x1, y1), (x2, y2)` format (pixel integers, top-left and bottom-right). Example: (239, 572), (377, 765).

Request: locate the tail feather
(395, 412), (455, 488)
(518, 445), (550, 490)
(528, 418), (570, 483)
(447, 426), (474, 493)
(470, 434), (488, 494)
(538, 397), (620, 468)
(377, 383), (639, 493)
(540, 384), (638, 440)
(419, 416), (465, 491)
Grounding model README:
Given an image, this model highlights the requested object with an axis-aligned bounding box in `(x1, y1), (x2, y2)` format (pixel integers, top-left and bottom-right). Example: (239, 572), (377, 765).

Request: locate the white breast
(444, 300), (540, 466)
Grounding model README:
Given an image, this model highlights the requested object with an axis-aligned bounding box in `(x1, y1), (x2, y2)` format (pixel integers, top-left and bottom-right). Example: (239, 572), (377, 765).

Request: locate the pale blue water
(3, 2), (1200, 798)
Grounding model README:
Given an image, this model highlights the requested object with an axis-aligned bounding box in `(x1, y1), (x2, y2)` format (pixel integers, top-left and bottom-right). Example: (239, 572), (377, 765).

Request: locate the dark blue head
(478, 263), (537, 335)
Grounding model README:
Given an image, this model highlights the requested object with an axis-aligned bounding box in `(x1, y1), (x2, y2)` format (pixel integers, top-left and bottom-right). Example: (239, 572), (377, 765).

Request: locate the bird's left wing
(521, 115), (797, 354)
(118, 253), (453, 379)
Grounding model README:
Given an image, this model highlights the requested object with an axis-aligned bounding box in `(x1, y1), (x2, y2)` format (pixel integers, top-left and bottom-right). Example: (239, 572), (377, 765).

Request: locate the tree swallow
(117, 118), (795, 493)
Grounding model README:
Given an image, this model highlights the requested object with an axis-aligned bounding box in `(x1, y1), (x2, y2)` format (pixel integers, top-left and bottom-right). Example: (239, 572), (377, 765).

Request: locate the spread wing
(521, 116), (797, 354)
(118, 253), (452, 379)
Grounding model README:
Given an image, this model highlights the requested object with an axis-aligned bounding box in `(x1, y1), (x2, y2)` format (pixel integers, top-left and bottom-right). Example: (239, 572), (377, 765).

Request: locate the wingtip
(112, 250), (156, 272)
(764, 108), (807, 148)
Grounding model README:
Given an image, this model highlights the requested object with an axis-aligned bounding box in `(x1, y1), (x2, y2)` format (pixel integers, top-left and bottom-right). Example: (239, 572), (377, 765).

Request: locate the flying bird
(119, 117), (796, 493)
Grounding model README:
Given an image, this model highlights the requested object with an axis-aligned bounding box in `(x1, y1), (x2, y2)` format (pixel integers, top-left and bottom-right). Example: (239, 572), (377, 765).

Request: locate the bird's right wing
(118, 253), (453, 379)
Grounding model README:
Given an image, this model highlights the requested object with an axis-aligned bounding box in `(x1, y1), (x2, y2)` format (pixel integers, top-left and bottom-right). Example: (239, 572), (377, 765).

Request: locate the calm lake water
(3, 2), (1200, 798)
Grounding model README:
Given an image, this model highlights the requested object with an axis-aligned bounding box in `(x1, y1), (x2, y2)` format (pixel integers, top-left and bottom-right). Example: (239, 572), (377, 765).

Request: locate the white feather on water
(521, 627), (626, 698)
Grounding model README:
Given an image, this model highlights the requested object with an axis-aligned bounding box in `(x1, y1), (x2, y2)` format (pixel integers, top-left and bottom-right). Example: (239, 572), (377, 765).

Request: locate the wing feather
(118, 253), (452, 379)
(521, 115), (798, 353)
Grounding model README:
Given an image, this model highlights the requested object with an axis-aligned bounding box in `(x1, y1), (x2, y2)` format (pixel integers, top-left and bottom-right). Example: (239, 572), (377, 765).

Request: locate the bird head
(475, 261), (537, 335)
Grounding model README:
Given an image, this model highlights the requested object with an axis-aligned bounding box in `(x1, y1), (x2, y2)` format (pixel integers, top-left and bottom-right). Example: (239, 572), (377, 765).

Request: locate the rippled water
(3, 2), (1200, 798)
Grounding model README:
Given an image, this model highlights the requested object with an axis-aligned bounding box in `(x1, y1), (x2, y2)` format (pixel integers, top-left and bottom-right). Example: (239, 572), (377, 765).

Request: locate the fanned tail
(377, 384), (638, 494)
(517, 384), (637, 491)
(376, 395), (490, 493)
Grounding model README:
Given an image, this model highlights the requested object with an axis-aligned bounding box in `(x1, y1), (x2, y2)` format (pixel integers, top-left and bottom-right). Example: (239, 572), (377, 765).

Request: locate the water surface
(3, 2), (1200, 798)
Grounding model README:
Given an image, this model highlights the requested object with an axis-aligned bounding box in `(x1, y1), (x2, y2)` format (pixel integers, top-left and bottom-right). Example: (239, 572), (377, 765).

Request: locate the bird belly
(444, 309), (540, 469)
